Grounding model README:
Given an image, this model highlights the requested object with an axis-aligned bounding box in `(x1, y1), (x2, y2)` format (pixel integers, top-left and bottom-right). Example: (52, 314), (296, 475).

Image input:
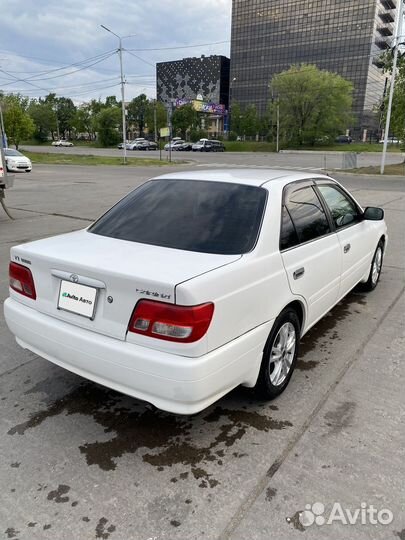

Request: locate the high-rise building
(156, 55), (230, 108)
(230, 0), (400, 134)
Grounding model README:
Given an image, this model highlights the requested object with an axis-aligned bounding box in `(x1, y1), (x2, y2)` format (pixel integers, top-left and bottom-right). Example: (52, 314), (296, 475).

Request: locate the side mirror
(363, 207), (384, 221)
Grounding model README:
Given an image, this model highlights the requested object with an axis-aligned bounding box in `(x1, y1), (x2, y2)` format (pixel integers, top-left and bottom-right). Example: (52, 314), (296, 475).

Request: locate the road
(21, 144), (405, 171)
(0, 164), (404, 540)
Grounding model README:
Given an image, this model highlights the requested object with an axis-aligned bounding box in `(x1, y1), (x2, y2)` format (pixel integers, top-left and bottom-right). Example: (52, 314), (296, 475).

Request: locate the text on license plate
(58, 280), (97, 319)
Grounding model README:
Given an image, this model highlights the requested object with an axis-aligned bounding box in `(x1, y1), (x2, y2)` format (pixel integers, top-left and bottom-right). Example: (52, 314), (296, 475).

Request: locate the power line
(124, 49), (155, 68)
(0, 51), (116, 87)
(126, 40), (230, 52)
(6, 77), (121, 94)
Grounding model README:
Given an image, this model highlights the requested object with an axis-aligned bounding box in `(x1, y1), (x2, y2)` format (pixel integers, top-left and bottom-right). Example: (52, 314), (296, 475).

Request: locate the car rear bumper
(4, 298), (270, 414)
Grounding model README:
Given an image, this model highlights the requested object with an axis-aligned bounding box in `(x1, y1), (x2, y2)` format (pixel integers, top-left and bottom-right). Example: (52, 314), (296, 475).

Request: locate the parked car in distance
(51, 139), (74, 147)
(145, 141), (158, 150)
(192, 139), (213, 151)
(335, 135), (352, 144)
(164, 140), (185, 151)
(125, 138), (147, 150)
(192, 139), (225, 152)
(211, 140), (225, 152)
(177, 142), (193, 151)
(117, 140), (130, 149)
(4, 149), (32, 172)
(4, 169), (387, 415)
(378, 137), (401, 144)
(128, 141), (158, 151)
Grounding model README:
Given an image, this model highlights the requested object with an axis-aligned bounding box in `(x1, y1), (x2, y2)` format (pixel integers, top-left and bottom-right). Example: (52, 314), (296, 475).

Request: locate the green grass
(23, 151), (182, 167)
(292, 143), (403, 153)
(345, 162), (405, 175)
(224, 141), (277, 152)
(223, 141), (403, 153)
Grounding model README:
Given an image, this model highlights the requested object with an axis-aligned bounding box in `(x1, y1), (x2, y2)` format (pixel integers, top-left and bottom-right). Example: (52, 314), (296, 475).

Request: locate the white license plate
(58, 280), (98, 319)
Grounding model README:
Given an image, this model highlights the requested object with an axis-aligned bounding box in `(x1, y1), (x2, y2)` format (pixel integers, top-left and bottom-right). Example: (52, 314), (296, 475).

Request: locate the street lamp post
(100, 25), (135, 165)
(380, 0), (405, 174)
(228, 77), (237, 136)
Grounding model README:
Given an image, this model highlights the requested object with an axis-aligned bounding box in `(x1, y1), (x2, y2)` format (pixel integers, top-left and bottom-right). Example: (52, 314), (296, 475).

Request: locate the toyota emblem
(70, 274), (79, 283)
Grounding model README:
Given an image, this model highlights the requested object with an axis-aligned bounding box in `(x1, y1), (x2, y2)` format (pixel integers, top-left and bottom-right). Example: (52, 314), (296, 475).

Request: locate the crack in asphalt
(6, 207), (94, 222)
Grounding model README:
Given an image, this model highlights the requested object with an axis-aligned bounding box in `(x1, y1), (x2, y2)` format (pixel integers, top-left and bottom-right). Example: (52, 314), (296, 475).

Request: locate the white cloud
(0, 0), (231, 102)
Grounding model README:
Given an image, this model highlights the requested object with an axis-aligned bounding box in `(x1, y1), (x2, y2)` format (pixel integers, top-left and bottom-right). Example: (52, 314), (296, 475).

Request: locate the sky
(0, 0), (232, 104)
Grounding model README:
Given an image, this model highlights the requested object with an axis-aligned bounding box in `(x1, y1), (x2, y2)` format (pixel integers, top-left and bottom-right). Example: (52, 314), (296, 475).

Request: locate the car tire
(254, 308), (300, 400)
(357, 240), (384, 292)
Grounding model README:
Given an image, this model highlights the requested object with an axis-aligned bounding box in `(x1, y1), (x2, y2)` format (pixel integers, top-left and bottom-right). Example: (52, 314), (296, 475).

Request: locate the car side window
(285, 186), (331, 244)
(280, 206), (299, 250)
(317, 185), (360, 229)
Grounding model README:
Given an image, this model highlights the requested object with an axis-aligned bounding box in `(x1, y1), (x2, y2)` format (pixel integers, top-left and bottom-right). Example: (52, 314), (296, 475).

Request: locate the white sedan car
(51, 139), (74, 147)
(4, 170), (387, 414)
(164, 139), (185, 151)
(4, 148), (32, 172)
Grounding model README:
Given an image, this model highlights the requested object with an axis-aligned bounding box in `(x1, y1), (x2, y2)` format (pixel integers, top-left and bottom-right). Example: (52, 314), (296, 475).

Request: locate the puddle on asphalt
(8, 380), (292, 488)
(297, 291), (367, 371)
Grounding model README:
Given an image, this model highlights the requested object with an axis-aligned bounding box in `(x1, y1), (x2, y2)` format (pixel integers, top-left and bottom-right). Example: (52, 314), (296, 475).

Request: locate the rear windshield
(89, 179), (267, 255)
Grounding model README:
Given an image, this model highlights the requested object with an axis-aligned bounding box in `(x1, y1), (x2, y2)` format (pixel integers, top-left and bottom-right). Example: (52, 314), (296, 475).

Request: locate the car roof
(153, 168), (332, 187)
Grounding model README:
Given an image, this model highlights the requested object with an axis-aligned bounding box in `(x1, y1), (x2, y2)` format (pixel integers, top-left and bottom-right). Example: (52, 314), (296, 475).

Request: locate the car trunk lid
(10, 229), (240, 340)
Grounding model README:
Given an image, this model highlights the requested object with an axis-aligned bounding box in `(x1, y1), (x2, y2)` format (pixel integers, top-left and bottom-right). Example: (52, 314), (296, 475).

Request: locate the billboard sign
(175, 98), (225, 115)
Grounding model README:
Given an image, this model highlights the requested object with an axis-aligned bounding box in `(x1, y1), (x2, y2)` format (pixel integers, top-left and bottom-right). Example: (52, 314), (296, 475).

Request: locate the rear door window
(90, 179), (267, 255)
(285, 186), (331, 244)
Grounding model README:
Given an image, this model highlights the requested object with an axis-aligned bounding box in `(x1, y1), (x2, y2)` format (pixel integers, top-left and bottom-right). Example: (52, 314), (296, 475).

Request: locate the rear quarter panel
(176, 251), (293, 353)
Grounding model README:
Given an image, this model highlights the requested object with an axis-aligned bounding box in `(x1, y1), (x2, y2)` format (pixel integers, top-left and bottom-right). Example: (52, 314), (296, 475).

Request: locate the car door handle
(344, 243), (351, 254)
(293, 267), (305, 280)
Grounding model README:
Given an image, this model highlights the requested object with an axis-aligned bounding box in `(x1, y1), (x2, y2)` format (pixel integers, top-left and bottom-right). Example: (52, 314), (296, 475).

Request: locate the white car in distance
(164, 139), (185, 151)
(51, 139), (74, 147)
(4, 170), (387, 414)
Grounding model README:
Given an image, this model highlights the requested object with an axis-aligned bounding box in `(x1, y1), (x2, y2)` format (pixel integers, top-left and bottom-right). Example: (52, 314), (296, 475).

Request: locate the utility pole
(270, 86), (280, 152)
(228, 77), (237, 136)
(0, 102), (6, 147)
(153, 100), (157, 142)
(100, 25), (135, 165)
(276, 101), (280, 153)
(381, 0), (405, 174)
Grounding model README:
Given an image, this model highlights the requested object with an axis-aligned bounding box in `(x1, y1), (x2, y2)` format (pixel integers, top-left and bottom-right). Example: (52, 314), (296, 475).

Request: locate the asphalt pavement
(21, 144), (405, 171)
(0, 164), (404, 540)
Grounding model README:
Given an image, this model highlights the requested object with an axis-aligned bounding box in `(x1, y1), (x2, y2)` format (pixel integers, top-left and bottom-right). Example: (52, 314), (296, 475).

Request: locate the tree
(2, 94), (35, 148)
(73, 104), (95, 140)
(94, 107), (121, 146)
(56, 97), (76, 139)
(145, 100), (167, 139)
(241, 104), (259, 138)
(127, 94), (149, 136)
(270, 64), (353, 146)
(172, 104), (199, 138)
(28, 99), (57, 142)
(43, 94), (76, 139)
(229, 101), (242, 137)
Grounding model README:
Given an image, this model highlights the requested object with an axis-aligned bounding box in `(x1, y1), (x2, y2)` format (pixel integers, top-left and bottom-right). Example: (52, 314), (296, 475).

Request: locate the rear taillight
(128, 300), (214, 343)
(9, 262), (37, 300)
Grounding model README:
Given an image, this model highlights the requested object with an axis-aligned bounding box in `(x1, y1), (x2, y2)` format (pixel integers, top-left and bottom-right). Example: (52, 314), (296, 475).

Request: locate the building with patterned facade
(156, 55), (230, 135)
(230, 0), (400, 136)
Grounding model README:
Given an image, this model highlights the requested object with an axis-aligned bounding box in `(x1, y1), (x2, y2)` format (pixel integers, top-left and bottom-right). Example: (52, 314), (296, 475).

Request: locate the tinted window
(285, 186), (330, 243)
(280, 206), (299, 250)
(89, 180), (267, 255)
(317, 185), (360, 228)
